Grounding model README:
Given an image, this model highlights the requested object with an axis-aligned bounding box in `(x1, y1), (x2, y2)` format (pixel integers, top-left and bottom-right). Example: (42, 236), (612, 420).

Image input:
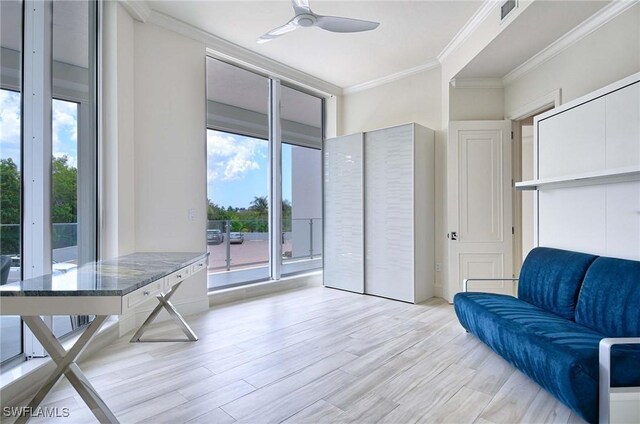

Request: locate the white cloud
(0, 93), (79, 168)
(207, 130), (266, 182)
(52, 99), (78, 167)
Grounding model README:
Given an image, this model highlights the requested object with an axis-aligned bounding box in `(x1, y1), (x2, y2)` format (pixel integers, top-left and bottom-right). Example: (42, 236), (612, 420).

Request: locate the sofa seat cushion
(454, 292), (640, 423)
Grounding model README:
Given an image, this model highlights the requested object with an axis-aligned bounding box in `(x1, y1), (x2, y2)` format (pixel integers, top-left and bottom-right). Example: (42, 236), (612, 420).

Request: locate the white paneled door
(447, 121), (513, 301)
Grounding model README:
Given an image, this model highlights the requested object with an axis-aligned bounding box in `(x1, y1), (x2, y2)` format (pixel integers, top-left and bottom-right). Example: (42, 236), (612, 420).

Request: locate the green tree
(282, 199), (292, 232)
(207, 200), (230, 221)
(249, 196), (268, 217)
(0, 158), (21, 255)
(51, 156), (77, 223)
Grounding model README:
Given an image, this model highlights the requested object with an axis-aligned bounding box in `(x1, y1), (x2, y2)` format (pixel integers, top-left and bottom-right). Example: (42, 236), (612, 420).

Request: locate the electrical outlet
(436, 263), (441, 272)
(188, 208), (196, 221)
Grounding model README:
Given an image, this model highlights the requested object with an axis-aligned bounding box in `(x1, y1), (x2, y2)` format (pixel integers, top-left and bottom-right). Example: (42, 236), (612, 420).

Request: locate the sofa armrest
(599, 337), (640, 424)
(462, 278), (519, 293)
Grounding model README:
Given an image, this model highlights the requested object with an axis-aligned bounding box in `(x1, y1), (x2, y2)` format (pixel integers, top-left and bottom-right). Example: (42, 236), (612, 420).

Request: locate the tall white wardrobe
(323, 123), (435, 303)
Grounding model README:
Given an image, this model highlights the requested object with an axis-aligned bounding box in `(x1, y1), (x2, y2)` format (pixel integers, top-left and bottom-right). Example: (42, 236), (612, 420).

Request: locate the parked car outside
(207, 229), (224, 245)
(230, 232), (244, 244)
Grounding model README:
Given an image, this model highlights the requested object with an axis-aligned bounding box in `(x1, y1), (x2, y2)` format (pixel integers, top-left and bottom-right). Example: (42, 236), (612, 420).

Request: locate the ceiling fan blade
(316, 15), (380, 33)
(291, 0), (311, 15)
(257, 21), (299, 44)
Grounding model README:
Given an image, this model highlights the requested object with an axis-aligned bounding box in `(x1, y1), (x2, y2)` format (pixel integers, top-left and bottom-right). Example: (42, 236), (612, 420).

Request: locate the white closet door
(365, 124), (414, 302)
(323, 134), (364, 293)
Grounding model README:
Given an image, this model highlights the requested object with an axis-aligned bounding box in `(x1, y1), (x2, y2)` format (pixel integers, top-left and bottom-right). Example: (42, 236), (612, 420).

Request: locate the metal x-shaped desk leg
(17, 315), (118, 424)
(129, 281), (198, 343)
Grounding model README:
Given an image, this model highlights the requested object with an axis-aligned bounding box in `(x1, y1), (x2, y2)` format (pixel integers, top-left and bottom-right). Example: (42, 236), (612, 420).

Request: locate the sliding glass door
(0, 0), (98, 363)
(0, 0), (24, 363)
(206, 58), (271, 288)
(205, 58), (324, 289)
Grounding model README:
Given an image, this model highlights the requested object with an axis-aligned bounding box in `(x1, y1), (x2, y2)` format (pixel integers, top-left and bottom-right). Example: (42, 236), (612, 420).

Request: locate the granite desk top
(0, 252), (209, 297)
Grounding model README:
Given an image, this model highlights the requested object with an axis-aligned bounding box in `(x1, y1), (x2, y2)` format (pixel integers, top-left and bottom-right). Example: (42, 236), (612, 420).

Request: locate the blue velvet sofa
(454, 247), (640, 424)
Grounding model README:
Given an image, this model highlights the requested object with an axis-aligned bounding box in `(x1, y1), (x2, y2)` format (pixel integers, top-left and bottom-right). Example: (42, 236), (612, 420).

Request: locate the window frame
(205, 56), (325, 286)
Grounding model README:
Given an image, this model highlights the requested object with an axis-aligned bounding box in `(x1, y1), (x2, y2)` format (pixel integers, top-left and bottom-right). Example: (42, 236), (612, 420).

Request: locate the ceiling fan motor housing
(296, 14), (317, 27)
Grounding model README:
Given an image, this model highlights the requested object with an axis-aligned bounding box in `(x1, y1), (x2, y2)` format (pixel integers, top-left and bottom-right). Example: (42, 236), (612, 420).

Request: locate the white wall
(449, 87), (504, 121)
(102, 3), (136, 259)
(128, 21), (208, 326)
(505, 5), (640, 116)
(342, 68), (441, 134)
(133, 22), (206, 253)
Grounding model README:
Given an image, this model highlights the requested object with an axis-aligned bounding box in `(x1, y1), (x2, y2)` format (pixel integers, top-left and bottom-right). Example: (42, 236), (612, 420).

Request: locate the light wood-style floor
(18, 285), (586, 424)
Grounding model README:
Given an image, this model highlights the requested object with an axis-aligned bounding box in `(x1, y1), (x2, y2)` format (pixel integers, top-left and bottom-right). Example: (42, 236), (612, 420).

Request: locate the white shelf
(516, 166), (640, 191)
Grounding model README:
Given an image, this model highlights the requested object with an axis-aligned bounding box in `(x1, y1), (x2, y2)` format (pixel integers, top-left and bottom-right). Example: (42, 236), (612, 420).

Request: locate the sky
(0, 89), (78, 169)
(207, 129), (292, 209)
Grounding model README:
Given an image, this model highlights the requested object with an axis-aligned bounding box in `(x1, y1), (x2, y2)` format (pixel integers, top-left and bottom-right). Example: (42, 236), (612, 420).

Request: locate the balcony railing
(207, 218), (322, 272)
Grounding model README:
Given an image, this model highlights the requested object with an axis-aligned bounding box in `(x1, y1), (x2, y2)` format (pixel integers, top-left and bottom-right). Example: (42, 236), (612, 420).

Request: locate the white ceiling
(150, 0), (485, 88)
(455, 0), (608, 79)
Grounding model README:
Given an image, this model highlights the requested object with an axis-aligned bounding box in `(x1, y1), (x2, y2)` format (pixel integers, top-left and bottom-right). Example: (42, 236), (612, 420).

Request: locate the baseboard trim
(209, 272), (322, 307)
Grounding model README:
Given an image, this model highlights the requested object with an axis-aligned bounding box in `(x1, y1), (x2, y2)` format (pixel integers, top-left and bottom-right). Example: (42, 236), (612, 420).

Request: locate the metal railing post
(225, 220), (231, 271)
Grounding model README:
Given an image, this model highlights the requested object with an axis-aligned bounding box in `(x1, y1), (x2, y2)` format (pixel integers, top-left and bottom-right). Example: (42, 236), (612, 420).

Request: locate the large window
(206, 58), (323, 289)
(0, 0), (23, 363)
(0, 0), (98, 363)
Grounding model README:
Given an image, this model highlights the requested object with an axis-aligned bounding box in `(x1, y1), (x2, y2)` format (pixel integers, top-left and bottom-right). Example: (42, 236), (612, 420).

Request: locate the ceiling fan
(257, 0), (380, 44)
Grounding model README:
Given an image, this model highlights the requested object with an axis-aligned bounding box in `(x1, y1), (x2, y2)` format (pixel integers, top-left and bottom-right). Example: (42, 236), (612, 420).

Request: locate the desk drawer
(191, 258), (207, 274)
(165, 266), (191, 290)
(125, 278), (164, 311)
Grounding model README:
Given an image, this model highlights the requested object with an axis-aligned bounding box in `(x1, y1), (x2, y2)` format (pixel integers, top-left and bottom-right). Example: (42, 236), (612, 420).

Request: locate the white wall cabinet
(520, 73), (640, 261)
(323, 123), (435, 303)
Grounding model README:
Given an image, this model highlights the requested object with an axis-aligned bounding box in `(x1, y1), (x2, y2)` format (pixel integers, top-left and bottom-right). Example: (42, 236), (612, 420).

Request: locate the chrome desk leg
(17, 315), (117, 424)
(129, 281), (198, 343)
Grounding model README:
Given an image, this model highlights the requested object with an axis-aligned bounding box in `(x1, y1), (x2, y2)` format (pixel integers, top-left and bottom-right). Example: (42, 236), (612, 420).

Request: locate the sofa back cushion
(518, 247), (598, 320)
(575, 257), (640, 337)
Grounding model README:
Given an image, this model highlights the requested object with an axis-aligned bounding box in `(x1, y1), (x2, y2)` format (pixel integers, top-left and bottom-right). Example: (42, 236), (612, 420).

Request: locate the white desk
(0, 252), (209, 423)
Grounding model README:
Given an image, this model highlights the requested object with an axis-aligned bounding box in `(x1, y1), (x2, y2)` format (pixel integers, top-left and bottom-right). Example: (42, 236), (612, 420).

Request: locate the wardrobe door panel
(323, 134), (364, 293)
(364, 125), (414, 302)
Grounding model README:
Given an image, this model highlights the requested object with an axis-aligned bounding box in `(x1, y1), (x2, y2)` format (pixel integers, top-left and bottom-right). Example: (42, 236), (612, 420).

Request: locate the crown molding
(343, 59), (440, 95)
(502, 0), (638, 86)
(146, 11), (342, 97)
(119, 0), (151, 23)
(450, 77), (503, 89)
(438, 0), (500, 63)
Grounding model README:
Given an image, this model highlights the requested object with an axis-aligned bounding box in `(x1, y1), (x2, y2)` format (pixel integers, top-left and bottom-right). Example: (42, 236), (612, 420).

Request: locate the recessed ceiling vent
(501, 0), (517, 21)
